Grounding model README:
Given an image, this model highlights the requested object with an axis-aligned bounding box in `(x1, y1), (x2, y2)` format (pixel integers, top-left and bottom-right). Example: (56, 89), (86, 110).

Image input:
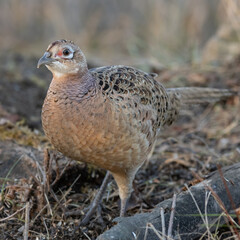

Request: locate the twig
(0, 205), (26, 222)
(147, 223), (163, 239)
(82, 231), (92, 240)
(143, 223), (149, 240)
(42, 217), (50, 239)
(44, 193), (53, 217)
(23, 201), (30, 240)
(51, 157), (71, 188)
(160, 207), (166, 240)
(49, 188), (66, 216)
(204, 190), (212, 238)
(44, 148), (51, 193)
(167, 193), (176, 238)
(35, 161), (46, 187)
(30, 204), (48, 225)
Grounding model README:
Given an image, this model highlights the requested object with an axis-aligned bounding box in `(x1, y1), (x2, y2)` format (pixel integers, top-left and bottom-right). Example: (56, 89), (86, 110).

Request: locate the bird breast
(41, 84), (152, 174)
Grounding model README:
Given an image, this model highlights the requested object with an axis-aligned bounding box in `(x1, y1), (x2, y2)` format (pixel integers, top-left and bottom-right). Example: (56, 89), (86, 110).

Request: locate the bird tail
(166, 87), (237, 107)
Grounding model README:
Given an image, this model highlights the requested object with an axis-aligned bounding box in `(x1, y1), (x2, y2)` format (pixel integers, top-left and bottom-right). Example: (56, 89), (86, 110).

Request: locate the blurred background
(0, 0), (240, 67)
(0, 2), (240, 239)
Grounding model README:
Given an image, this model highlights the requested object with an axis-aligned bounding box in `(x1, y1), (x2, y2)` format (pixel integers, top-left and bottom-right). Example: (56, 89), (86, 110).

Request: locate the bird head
(37, 39), (88, 77)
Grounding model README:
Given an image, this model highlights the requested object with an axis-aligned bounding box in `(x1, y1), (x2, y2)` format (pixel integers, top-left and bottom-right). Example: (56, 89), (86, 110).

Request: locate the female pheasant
(38, 39), (235, 224)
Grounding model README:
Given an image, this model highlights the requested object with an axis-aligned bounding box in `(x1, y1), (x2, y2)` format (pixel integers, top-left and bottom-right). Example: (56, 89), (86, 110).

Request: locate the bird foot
(76, 171), (112, 228)
(79, 201), (103, 226)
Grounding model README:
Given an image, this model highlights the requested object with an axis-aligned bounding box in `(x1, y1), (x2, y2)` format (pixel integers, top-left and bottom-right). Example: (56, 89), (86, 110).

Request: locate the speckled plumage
(39, 39), (235, 218)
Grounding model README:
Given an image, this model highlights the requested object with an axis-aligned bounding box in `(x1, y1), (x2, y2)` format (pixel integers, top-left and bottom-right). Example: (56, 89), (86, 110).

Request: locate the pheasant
(37, 39), (235, 224)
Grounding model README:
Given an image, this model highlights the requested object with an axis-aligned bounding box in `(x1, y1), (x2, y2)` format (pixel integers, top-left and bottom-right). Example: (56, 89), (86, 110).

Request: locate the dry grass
(222, 0), (240, 38)
(0, 0), (239, 65)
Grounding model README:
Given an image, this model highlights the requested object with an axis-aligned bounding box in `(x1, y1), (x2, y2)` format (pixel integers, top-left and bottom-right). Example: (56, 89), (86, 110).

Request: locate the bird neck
(50, 70), (97, 99)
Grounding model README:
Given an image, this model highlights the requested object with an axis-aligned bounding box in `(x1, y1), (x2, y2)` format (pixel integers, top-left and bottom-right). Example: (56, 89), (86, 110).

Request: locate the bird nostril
(44, 52), (51, 58)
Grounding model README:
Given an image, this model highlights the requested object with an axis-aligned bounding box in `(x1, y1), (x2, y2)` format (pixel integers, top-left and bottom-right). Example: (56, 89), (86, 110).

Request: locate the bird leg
(120, 197), (129, 217)
(80, 171), (112, 226)
(113, 172), (135, 217)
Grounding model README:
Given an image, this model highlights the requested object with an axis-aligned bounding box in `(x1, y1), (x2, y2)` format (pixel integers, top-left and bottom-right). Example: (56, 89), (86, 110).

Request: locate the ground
(0, 53), (239, 239)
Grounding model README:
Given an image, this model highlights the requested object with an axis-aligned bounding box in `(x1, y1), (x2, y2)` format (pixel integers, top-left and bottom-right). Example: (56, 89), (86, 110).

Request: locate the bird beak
(37, 52), (54, 68)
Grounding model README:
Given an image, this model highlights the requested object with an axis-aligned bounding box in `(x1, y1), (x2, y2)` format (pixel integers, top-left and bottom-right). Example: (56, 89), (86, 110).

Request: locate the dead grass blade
(192, 171), (240, 239)
(167, 193), (177, 238)
(160, 207), (166, 240)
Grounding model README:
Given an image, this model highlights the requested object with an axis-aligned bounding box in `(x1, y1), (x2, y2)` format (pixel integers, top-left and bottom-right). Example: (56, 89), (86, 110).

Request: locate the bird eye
(63, 49), (70, 56)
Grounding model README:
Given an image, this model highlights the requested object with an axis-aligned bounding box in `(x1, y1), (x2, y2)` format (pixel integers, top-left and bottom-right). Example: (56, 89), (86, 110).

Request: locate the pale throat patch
(46, 61), (81, 77)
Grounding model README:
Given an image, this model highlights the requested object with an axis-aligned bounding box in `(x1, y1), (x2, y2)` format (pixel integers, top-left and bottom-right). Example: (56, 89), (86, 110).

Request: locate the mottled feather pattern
(90, 65), (178, 130)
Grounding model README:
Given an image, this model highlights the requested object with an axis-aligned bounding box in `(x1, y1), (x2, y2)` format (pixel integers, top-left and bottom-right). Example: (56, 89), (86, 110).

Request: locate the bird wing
(89, 65), (172, 129)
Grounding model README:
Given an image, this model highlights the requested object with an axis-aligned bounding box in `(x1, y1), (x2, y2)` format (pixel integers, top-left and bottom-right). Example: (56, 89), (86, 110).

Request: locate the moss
(0, 120), (49, 148)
